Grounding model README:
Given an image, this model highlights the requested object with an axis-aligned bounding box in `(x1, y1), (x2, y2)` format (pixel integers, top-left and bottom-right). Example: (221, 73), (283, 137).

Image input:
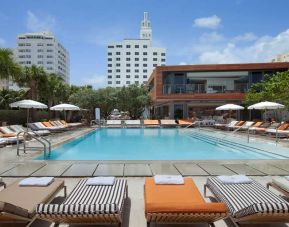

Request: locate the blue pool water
(36, 128), (286, 160)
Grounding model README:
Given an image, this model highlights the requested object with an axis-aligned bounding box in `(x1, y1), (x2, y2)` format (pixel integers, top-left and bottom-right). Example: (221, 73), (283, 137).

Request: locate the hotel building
(14, 32), (70, 83)
(107, 12), (166, 87)
(148, 62), (289, 119)
(272, 52), (289, 62)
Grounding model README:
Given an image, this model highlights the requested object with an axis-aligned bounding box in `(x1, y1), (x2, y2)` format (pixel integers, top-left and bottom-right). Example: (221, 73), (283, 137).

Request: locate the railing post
(247, 127), (250, 143)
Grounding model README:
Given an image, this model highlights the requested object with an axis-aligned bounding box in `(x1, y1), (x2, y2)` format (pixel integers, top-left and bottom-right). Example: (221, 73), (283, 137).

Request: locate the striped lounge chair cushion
(37, 179), (127, 215)
(207, 177), (289, 218)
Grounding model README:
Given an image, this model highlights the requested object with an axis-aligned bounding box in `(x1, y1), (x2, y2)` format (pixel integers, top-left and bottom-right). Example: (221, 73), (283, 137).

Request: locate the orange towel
(42, 122), (53, 128)
(278, 123), (289, 130)
(178, 119), (193, 125)
(0, 132), (16, 137)
(252, 121), (263, 127)
(144, 120), (159, 125)
(144, 178), (227, 213)
(235, 121), (245, 126)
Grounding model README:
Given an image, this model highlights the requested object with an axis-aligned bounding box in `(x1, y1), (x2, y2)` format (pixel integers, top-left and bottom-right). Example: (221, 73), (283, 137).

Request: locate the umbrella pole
(26, 108), (29, 132)
(64, 110), (66, 122)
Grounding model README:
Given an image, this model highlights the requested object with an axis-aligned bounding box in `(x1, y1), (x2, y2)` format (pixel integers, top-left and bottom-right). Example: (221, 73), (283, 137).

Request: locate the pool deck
(0, 126), (289, 177)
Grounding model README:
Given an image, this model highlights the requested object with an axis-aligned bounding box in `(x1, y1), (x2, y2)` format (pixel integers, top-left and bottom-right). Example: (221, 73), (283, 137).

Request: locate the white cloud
(199, 32), (224, 43)
(193, 15), (221, 29)
(232, 32), (257, 42)
(197, 29), (289, 64)
(26, 11), (56, 32)
(179, 62), (187, 65)
(80, 74), (107, 88)
(0, 38), (5, 47)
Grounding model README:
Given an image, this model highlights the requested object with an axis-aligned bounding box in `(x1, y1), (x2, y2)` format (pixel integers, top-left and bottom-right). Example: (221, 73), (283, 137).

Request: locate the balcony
(163, 84), (248, 95)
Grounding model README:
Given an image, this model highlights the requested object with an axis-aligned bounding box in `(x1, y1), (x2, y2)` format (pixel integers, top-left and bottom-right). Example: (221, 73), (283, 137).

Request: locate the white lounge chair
(160, 119), (177, 127)
(106, 120), (122, 128)
(124, 120), (141, 128)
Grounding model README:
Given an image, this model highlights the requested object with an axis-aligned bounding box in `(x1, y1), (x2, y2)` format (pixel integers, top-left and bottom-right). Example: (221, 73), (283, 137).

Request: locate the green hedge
(0, 110), (49, 126)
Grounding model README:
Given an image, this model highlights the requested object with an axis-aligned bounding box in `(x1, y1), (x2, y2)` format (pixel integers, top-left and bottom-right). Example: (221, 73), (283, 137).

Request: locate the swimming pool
(35, 128), (288, 160)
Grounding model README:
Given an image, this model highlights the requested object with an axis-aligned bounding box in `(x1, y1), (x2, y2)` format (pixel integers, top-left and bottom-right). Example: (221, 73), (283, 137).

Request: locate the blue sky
(1, 0), (289, 88)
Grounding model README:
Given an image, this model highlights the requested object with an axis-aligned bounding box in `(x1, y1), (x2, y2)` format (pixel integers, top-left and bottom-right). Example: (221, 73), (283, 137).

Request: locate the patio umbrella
(216, 104), (244, 119)
(9, 99), (48, 129)
(50, 103), (80, 121)
(248, 101), (284, 122)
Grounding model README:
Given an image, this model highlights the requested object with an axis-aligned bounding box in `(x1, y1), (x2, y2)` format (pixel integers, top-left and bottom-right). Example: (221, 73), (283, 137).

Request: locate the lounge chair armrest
(234, 202), (289, 218)
(37, 203), (119, 215)
(0, 201), (29, 218)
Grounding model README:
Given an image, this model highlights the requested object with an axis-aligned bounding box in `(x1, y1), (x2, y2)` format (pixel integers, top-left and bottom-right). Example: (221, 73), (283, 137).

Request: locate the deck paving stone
(61, 163), (98, 177)
(174, 163), (209, 176)
(1, 162), (46, 177)
(124, 164), (152, 176)
(270, 163), (289, 172)
(198, 163), (236, 175)
(32, 163), (73, 176)
(94, 163), (124, 176)
(150, 163), (180, 175)
(0, 163), (19, 175)
(223, 164), (266, 176)
(247, 163), (289, 175)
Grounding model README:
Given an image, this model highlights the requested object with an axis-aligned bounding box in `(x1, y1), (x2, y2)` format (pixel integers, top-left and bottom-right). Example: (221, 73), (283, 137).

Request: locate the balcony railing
(163, 84), (248, 94)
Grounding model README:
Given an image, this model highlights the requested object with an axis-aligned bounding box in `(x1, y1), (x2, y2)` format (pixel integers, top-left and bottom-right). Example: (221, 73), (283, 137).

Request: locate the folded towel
(154, 175), (184, 185)
(217, 175), (253, 184)
(86, 177), (115, 186)
(19, 177), (54, 186)
(284, 176), (289, 181)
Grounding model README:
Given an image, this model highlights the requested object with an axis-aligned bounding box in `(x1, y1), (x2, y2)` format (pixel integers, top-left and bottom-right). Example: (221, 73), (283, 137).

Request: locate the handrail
(216, 126), (245, 145)
(16, 131), (51, 157)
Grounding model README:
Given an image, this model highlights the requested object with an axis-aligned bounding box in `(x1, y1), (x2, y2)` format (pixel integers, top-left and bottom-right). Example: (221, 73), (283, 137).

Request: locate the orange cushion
(278, 123), (289, 130)
(252, 121), (263, 127)
(236, 121), (245, 126)
(144, 178), (227, 213)
(0, 133), (16, 137)
(42, 122), (53, 128)
(144, 120), (159, 125)
(60, 120), (68, 126)
(178, 119), (193, 125)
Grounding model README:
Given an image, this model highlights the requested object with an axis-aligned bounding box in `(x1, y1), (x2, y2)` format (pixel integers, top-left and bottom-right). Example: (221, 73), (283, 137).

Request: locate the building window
(135, 75), (139, 78)
(143, 64), (147, 67)
(108, 52), (112, 56)
(135, 81), (139, 85)
(116, 52), (121, 55)
(108, 75), (112, 78)
(37, 49), (44, 52)
(161, 59), (165, 62)
(47, 49), (53, 52)
(116, 69), (121, 72)
(37, 55), (43, 58)
(143, 52), (147, 55)
(116, 45), (122, 48)
(153, 64), (157, 67)
(126, 63), (130, 67)
(126, 45), (131, 48)
(135, 58), (139, 61)
(47, 44), (53, 46)
(143, 45), (148, 48)
(108, 58), (112, 61)
(153, 58), (158, 61)
(135, 63), (139, 67)
(135, 52), (139, 55)
(37, 43), (43, 46)
(126, 81), (130, 84)
(143, 58), (147, 61)
(108, 45), (114, 48)
(126, 52), (131, 55)
(153, 52), (158, 56)
(108, 81), (112, 84)
(116, 81), (121, 84)
(116, 63), (121, 67)
(108, 70), (112, 73)
(126, 75), (130, 78)
(108, 64), (112, 67)
(161, 53), (166, 56)
(143, 75), (147, 78)
(161, 64), (165, 66)
(116, 58), (120, 61)
(135, 45), (139, 48)
(126, 58), (130, 61)
(143, 69), (147, 73)
(126, 69), (130, 72)
(37, 61), (43, 64)
(116, 75), (121, 78)
(135, 69), (139, 73)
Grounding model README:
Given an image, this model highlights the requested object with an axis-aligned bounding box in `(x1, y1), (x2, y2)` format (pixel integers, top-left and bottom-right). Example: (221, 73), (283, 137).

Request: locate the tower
(140, 12), (152, 41)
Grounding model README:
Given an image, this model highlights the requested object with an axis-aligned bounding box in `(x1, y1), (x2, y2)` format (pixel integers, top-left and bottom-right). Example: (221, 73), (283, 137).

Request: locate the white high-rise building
(107, 12), (166, 87)
(272, 52), (289, 62)
(14, 32), (70, 83)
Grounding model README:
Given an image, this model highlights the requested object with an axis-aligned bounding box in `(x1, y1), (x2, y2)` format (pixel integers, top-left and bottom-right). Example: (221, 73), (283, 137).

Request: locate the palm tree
(0, 48), (21, 80)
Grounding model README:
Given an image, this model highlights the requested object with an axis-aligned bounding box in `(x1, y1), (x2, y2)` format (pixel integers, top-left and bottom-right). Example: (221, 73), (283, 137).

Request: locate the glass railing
(162, 84), (248, 94)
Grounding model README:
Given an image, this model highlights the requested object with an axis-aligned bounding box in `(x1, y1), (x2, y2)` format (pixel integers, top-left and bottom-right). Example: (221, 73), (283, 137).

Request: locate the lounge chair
(30, 122), (67, 132)
(9, 125), (51, 136)
(60, 120), (83, 127)
(124, 120), (141, 128)
(0, 178), (65, 225)
(160, 119), (177, 127)
(215, 120), (238, 130)
(236, 121), (255, 131)
(144, 177), (228, 226)
(249, 122), (270, 134)
(228, 121), (245, 130)
(267, 177), (289, 198)
(106, 120), (122, 128)
(177, 119), (194, 127)
(255, 122), (281, 134)
(266, 123), (289, 137)
(205, 176), (289, 226)
(37, 178), (128, 226)
(143, 120), (160, 128)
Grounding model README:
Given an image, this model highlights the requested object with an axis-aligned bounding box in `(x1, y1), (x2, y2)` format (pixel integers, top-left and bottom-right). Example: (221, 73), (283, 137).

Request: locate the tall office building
(14, 32), (70, 83)
(107, 12), (166, 87)
(272, 52), (289, 62)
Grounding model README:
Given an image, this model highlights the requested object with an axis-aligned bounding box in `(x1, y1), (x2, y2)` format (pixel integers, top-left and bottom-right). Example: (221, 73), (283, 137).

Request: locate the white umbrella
(248, 101), (284, 110)
(216, 104), (244, 111)
(50, 103), (80, 121)
(10, 99), (48, 129)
